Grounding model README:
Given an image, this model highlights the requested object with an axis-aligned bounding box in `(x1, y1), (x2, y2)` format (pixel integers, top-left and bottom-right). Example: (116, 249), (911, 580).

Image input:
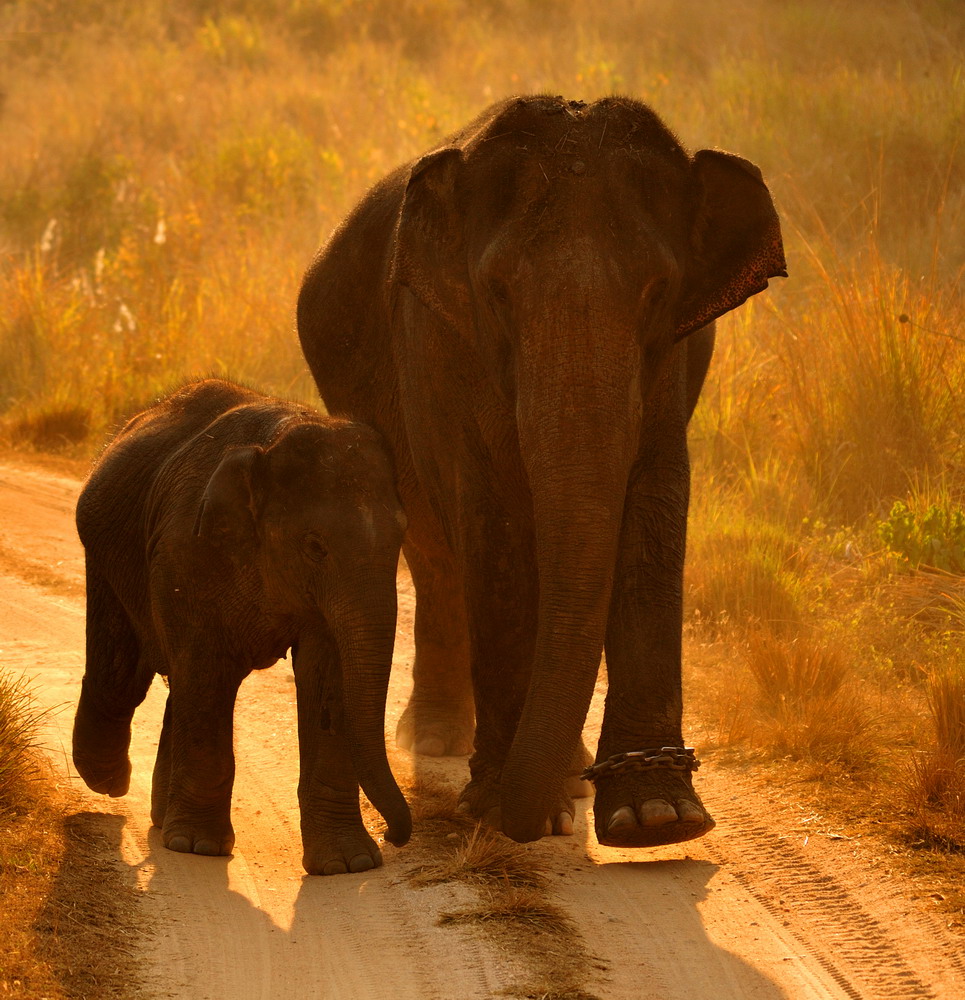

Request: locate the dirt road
(2, 457), (963, 999)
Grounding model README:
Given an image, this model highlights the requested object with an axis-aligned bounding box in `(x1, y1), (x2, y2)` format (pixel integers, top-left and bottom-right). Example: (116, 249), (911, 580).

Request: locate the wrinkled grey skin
(298, 95), (786, 847)
(73, 378), (410, 875)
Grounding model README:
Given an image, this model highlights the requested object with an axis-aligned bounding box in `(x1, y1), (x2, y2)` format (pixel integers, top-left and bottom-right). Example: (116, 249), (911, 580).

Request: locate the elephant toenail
(556, 812), (574, 836)
(639, 799), (677, 826)
(166, 835), (191, 854)
(677, 800), (705, 824)
(349, 854), (377, 873)
(607, 806), (637, 834)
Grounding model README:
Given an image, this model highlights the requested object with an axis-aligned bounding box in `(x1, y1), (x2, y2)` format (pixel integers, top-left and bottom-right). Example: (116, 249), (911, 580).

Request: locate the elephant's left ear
(675, 149), (787, 341)
(194, 446), (267, 543)
(391, 146), (471, 329)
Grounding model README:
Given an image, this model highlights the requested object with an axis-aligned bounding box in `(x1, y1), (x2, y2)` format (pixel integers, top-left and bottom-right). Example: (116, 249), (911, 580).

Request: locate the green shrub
(878, 499), (965, 573)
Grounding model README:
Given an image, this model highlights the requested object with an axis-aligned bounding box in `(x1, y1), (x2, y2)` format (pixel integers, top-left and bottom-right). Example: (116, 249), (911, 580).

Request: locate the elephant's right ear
(194, 446), (267, 543)
(392, 147), (470, 328)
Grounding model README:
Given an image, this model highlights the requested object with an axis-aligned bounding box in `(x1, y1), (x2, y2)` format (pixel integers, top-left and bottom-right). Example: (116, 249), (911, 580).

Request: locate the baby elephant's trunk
(331, 582), (411, 846)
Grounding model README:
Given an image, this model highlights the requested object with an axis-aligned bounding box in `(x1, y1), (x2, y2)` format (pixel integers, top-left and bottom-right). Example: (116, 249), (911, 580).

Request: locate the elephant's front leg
(293, 632), (382, 876)
(155, 657), (244, 856)
(596, 443), (715, 848)
(450, 510), (577, 837)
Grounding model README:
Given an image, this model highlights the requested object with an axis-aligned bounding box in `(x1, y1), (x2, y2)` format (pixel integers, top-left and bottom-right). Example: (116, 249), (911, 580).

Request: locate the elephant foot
(161, 814), (235, 857)
(72, 752), (132, 798)
(72, 708), (133, 796)
(302, 823), (384, 876)
(396, 696), (475, 757)
(592, 769), (714, 848)
(458, 772), (576, 838)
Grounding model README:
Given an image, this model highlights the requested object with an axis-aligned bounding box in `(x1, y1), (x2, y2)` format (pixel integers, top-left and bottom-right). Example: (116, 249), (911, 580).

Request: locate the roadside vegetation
(0, 670), (139, 997)
(1, 0), (963, 949)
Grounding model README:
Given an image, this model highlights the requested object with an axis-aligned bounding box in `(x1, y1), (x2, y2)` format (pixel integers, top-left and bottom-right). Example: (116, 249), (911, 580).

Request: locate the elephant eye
(303, 534), (328, 562)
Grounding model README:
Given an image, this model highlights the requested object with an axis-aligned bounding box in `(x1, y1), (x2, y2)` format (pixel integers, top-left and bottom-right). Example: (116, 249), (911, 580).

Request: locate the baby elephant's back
(76, 378), (265, 547)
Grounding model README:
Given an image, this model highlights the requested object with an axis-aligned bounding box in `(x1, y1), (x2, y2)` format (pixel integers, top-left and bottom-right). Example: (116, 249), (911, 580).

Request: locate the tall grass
(2, 0), (962, 443)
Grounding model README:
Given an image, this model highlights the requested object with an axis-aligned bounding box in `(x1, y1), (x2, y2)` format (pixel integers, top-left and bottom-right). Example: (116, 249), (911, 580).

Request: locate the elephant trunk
(500, 306), (643, 842)
(329, 578), (412, 847)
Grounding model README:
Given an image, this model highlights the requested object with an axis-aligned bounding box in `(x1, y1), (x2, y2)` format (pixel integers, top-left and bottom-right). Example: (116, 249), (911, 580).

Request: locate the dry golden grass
(0, 799), (141, 999)
(0, 671), (46, 804)
(439, 885), (572, 934)
(400, 794), (596, 998)
(0, 668), (140, 997)
(906, 663), (965, 850)
(411, 822), (545, 889)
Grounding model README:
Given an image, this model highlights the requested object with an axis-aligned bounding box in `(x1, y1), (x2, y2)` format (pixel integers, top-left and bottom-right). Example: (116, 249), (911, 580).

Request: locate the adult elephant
(297, 95), (786, 847)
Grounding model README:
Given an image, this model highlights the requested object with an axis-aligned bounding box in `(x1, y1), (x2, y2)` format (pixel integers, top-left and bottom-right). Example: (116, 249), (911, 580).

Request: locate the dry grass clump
(746, 632), (877, 773)
(745, 630), (848, 708)
(411, 822), (545, 889)
(0, 670), (46, 807)
(406, 771), (465, 825)
(439, 885), (572, 934)
(907, 664), (965, 849)
(405, 804), (596, 998)
(686, 521), (807, 635)
(1, 808), (141, 998)
(0, 670), (140, 996)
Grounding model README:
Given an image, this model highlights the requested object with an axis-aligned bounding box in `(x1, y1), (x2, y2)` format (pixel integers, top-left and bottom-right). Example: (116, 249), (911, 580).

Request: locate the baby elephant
(73, 378), (411, 875)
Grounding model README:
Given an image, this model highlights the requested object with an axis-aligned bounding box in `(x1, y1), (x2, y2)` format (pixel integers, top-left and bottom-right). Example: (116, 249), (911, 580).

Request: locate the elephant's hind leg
(396, 533), (475, 757)
(73, 571), (152, 797)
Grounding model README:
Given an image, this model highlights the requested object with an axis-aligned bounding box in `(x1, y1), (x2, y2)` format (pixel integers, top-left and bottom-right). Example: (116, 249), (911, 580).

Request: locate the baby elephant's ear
(194, 446), (266, 542)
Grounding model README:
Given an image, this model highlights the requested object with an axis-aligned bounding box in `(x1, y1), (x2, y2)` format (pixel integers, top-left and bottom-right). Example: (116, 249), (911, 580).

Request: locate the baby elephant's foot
(162, 815), (236, 857)
(72, 712), (133, 797)
(396, 697), (475, 757)
(302, 822), (383, 876)
(593, 765), (714, 848)
(73, 752), (132, 798)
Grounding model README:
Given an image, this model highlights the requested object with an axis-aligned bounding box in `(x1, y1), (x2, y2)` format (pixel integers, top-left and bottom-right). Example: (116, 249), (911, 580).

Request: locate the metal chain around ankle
(580, 747), (700, 783)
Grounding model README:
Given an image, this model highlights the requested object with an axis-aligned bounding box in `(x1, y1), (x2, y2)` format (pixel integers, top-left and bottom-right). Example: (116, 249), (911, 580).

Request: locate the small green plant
(878, 499), (965, 574)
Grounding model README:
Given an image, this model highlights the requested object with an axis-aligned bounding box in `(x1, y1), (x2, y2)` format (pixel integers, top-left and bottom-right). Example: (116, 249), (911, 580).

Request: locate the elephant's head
(195, 418), (410, 846)
(392, 96), (786, 841)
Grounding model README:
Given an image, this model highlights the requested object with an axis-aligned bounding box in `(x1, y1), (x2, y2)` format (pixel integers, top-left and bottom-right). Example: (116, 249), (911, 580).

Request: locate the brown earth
(1, 456), (964, 999)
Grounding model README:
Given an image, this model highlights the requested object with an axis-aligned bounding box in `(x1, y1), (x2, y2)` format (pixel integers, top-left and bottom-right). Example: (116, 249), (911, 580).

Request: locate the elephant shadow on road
(548, 801), (795, 1000)
(125, 826), (440, 999)
(38, 811), (142, 998)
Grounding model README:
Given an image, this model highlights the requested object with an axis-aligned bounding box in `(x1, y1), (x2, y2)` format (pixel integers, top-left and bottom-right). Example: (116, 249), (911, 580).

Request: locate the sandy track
(1, 458), (963, 999)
